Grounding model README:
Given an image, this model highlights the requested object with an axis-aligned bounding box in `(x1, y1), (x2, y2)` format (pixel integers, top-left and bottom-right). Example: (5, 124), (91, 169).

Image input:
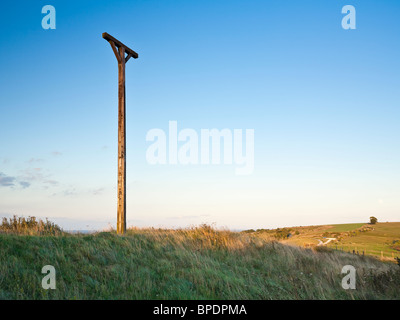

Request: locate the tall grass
(0, 215), (63, 236)
(0, 219), (399, 299)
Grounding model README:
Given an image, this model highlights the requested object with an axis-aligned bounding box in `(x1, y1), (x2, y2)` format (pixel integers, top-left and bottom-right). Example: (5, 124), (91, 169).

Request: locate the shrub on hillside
(314, 246), (334, 253)
(369, 216), (378, 224)
(0, 215), (62, 235)
(242, 229), (255, 234)
(273, 228), (292, 240)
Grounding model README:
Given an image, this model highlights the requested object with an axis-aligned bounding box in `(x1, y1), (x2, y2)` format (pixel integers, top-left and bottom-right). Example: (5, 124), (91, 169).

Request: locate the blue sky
(0, 0), (399, 230)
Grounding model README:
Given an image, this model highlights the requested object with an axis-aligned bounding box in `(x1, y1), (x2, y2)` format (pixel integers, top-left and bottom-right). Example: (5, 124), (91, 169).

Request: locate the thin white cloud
(92, 188), (105, 195)
(51, 151), (62, 156)
(27, 158), (44, 164)
(63, 188), (78, 196)
(167, 214), (211, 220)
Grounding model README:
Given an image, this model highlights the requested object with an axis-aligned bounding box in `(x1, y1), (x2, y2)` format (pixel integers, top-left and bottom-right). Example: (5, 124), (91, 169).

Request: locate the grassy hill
(246, 222), (400, 261)
(324, 222), (400, 259)
(0, 218), (399, 299)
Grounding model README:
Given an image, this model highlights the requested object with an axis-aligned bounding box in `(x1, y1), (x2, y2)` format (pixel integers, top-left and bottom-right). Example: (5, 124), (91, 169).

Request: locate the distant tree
(242, 229), (255, 234)
(370, 216), (378, 225)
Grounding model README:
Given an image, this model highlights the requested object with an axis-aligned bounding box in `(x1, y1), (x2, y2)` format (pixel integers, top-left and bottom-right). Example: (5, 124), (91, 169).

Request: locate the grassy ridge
(249, 222), (400, 261)
(0, 225), (399, 300)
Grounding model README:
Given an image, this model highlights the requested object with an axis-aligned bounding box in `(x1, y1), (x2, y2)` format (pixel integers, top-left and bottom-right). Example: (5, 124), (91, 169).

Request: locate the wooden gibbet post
(102, 33), (139, 234)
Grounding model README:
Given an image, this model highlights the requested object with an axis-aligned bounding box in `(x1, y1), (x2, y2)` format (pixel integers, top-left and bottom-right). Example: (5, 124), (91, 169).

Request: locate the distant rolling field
(327, 223), (365, 233)
(326, 222), (400, 259)
(279, 222), (400, 261)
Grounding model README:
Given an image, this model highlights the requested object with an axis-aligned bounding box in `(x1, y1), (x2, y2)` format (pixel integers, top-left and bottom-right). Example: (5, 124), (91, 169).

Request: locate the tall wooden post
(102, 32), (139, 234)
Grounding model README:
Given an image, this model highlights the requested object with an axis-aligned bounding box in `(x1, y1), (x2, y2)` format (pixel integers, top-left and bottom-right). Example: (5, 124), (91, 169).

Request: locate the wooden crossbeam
(102, 32), (139, 60)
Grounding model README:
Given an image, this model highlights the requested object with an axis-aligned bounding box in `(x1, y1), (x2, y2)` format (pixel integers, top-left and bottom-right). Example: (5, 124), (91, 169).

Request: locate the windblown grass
(0, 215), (63, 236)
(0, 221), (398, 299)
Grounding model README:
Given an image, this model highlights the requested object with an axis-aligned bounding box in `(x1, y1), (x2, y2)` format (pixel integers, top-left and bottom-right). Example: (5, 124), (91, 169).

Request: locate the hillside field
(245, 222), (400, 262)
(0, 220), (399, 300)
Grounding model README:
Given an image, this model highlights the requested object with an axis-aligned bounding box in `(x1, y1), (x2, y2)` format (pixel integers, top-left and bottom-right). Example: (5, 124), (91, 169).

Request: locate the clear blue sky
(1, 0), (399, 230)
